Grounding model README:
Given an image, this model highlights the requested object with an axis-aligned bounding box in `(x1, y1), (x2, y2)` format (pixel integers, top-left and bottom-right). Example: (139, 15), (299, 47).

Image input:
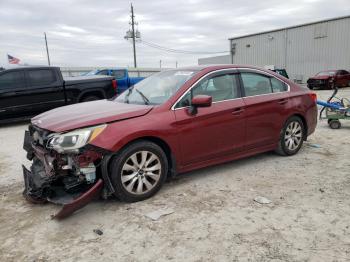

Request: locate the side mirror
(188, 95), (212, 115)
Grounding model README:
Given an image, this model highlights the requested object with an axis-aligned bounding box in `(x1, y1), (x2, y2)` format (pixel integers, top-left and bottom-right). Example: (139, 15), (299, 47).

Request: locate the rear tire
(110, 141), (168, 202)
(275, 116), (305, 156)
(82, 96), (100, 102)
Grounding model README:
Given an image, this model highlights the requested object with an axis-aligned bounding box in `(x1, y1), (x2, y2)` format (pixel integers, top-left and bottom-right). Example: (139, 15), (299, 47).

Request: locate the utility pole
(130, 4), (137, 68)
(124, 4), (140, 68)
(44, 32), (51, 66)
(229, 40), (236, 64)
(159, 60), (162, 68)
(175, 61), (178, 68)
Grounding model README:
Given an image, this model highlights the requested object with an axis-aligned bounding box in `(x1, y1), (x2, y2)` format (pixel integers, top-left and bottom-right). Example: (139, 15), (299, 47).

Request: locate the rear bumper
(306, 104), (318, 137)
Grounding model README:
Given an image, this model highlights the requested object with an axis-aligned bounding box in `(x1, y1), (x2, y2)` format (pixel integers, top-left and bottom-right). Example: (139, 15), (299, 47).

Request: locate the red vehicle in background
(22, 65), (318, 218)
(307, 70), (350, 90)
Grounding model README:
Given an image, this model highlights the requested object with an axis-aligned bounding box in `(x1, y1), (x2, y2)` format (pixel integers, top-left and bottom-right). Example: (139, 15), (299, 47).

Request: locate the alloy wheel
(284, 121), (303, 151)
(121, 151), (161, 195)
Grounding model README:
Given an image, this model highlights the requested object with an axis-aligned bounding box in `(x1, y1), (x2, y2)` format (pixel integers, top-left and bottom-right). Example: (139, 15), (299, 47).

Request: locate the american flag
(7, 54), (20, 64)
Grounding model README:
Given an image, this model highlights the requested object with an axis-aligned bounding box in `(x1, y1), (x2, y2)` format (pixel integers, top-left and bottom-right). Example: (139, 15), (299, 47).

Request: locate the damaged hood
(32, 100), (153, 132)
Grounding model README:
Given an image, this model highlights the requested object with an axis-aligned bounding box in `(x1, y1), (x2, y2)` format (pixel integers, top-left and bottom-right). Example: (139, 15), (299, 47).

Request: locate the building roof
(229, 15), (350, 41)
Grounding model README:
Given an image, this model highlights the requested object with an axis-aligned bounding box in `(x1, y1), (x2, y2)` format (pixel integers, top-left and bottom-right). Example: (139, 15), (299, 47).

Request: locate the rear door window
(0, 71), (25, 89)
(338, 70), (349, 75)
(111, 70), (126, 79)
(27, 69), (57, 87)
(241, 73), (272, 96)
(271, 77), (287, 92)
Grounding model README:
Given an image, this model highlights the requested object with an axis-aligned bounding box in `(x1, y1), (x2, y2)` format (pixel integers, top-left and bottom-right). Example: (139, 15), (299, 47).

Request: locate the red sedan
(307, 69), (350, 90)
(23, 65), (317, 218)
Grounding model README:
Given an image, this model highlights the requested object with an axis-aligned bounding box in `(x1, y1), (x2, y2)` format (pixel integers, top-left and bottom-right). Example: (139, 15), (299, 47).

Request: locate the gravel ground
(0, 88), (350, 262)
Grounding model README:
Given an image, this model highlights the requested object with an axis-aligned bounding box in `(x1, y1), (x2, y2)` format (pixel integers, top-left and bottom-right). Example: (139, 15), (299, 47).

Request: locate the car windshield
(115, 70), (197, 105)
(317, 71), (336, 76)
(83, 70), (99, 76)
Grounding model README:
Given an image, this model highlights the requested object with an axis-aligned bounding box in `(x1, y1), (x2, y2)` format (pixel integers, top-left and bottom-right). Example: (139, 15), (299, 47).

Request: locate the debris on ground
(93, 229), (103, 235)
(254, 196), (272, 204)
(145, 208), (174, 221)
(307, 143), (322, 148)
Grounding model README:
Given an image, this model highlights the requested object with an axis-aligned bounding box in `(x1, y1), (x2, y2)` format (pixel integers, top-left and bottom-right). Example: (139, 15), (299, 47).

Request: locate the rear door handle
(278, 99), (288, 105)
(232, 107), (244, 116)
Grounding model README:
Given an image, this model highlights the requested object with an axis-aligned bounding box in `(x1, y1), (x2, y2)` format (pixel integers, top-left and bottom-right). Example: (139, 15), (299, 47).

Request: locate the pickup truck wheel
(82, 96), (100, 102)
(110, 141), (168, 202)
(275, 116), (304, 156)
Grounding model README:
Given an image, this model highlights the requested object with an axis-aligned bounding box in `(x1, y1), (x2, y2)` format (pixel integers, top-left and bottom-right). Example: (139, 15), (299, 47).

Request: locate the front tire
(110, 141), (168, 202)
(275, 116), (305, 156)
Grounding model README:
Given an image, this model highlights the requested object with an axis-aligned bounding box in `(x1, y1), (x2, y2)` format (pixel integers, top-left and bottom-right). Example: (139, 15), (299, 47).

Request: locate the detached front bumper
(22, 129), (106, 219)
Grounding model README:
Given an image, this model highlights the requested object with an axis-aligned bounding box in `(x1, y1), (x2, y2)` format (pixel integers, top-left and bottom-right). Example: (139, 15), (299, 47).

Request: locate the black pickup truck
(0, 66), (117, 122)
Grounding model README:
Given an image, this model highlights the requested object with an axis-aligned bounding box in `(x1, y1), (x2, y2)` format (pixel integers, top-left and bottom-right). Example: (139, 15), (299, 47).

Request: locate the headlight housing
(47, 124), (106, 153)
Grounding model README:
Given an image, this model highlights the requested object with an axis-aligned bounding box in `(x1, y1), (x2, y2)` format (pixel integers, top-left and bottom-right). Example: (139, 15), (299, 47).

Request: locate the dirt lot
(0, 88), (350, 262)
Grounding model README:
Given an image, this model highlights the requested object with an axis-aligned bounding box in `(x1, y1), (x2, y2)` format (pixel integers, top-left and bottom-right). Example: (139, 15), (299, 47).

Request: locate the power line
(140, 39), (229, 55)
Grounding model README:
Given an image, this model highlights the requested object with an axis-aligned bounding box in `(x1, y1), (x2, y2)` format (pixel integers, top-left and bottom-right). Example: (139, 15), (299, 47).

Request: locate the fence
(60, 67), (163, 77)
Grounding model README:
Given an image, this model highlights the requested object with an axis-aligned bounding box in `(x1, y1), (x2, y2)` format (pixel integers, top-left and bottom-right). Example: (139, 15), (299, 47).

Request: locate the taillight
(112, 79), (117, 93)
(308, 93), (317, 103)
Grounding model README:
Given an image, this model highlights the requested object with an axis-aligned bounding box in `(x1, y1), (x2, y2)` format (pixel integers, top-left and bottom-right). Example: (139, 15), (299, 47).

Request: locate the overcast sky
(0, 0), (349, 68)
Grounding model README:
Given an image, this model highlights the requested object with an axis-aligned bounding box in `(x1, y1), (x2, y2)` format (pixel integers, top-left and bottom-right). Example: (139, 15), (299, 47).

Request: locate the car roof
(176, 64), (270, 72)
(1, 66), (59, 72)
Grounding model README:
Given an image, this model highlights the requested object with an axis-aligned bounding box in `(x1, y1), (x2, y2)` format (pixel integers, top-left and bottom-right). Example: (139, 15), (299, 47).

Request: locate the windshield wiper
(135, 89), (150, 105)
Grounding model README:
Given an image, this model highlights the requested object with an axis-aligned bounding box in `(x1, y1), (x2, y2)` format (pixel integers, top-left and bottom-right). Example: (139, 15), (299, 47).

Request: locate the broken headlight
(48, 125), (106, 153)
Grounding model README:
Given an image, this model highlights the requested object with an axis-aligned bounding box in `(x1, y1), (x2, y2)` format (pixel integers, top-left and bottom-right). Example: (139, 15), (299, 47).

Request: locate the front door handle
(232, 107), (244, 116)
(278, 99), (288, 105)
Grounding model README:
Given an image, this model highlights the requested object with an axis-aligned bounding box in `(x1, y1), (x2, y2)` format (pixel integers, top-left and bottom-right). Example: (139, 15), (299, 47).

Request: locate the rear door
(174, 70), (246, 166)
(23, 68), (65, 114)
(0, 69), (27, 119)
(238, 69), (290, 150)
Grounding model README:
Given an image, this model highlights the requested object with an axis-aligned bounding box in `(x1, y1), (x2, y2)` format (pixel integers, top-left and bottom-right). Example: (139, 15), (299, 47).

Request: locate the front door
(174, 71), (246, 166)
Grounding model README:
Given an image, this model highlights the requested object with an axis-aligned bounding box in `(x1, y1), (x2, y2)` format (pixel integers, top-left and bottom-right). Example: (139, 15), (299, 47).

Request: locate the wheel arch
(289, 113), (308, 141)
(78, 89), (106, 102)
(110, 136), (177, 179)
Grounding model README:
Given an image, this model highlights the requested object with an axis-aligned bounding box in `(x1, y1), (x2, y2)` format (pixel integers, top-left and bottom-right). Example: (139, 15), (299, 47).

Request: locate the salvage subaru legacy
(23, 65), (317, 218)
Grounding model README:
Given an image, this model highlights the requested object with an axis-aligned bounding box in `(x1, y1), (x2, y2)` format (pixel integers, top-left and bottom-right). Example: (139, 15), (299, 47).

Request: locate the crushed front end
(23, 124), (111, 219)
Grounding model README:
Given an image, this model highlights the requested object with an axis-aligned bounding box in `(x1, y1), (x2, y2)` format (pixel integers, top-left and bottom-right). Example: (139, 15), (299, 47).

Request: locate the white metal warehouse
(198, 15), (350, 83)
